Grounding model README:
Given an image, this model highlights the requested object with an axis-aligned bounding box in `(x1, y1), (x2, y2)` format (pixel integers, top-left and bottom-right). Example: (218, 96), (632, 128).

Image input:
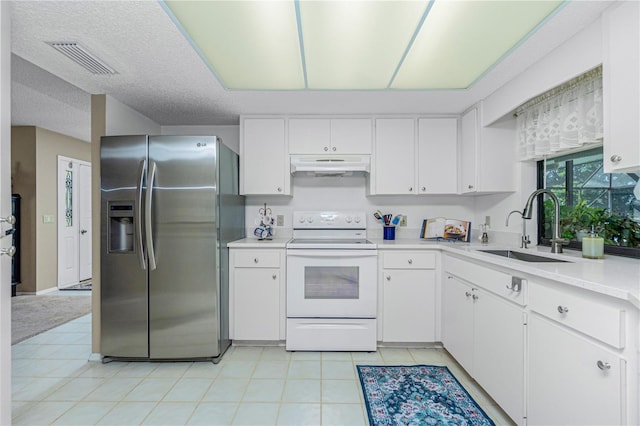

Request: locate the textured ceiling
(10, 1), (611, 142)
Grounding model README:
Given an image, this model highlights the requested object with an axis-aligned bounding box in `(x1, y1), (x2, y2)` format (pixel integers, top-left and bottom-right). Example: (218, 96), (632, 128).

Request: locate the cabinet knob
(409, 187), (413, 192)
(324, 146), (329, 152)
(472, 294), (479, 300)
(421, 187), (426, 192)
(610, 155), (622, 163)
(0, 215), (16, 225)
(465, 291), (472, 297)
(447, 276), (453, 279)
(254, 258), (259, 263)
(272, 274), (277, 280)
(277, 187), (282, 192)
(407, 259), (413, 264)
(468, 185), (474, 189)
(557, 305), (569, 314)
(332, 147), (336, 152)
(597, 360), (611, 370)
(386, 275), (391, 281)
(0, 246), (16, 257)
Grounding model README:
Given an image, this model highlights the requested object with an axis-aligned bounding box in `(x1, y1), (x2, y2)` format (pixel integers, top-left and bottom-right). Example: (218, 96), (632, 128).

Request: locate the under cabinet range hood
(290, 155), (370, 176)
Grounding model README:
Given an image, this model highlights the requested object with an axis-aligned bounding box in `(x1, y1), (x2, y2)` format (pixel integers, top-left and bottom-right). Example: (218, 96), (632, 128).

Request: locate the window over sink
(537, 147), (640, 257)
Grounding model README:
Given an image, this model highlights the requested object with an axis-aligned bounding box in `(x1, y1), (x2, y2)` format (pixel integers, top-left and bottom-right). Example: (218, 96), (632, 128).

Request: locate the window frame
(536, 150), (640, 259)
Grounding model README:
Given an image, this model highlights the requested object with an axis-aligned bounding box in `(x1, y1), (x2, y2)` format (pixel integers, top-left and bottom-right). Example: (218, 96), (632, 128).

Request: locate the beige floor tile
(147, 362), (192, 378)
(321, 351), (353, 361)
(12, 401), (75, 425)
(84, 377), (142, 401)
(379, 347), (415, 363)
(281, 379), (321, 403)
(202, 378), (249, 401)
(242, 379), (285, 402)
(187, 402), (238, 425)
(44, 377), (105, 402)
(287, 360), (321, 379)
(321, 361), (356, 380)
(124, 377), (178, 402)
(277, 403), (321, 425)
(51, 401), (115, 425)
(141, 401), (198, 426)
(163, 377), (213, 402)
(253, 361), (289, 379)
(322, 403), (366, 426)
(183, 361), (222, 378)
(228, 346), (264, 361)
(260, 346), (291, 361)
(218, 360), (257, 379)
(96, 401), (156, 425)
(322, 380), (361, 404)
(232, 402), (280, 425)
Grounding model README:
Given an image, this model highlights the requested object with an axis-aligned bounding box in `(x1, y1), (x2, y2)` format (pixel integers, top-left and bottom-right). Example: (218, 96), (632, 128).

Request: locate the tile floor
(12, 312), (515, 425)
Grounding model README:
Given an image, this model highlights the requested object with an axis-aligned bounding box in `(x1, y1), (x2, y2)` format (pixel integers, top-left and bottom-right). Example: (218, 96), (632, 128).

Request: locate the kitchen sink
(477, 249), (569, 263)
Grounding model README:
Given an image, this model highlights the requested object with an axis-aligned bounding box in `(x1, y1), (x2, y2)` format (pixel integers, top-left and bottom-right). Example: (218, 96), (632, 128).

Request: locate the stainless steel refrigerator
(100, 135), (245, 362)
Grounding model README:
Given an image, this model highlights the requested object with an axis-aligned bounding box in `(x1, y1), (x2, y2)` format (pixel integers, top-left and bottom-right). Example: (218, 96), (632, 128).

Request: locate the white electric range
(285, 211), (378, 351)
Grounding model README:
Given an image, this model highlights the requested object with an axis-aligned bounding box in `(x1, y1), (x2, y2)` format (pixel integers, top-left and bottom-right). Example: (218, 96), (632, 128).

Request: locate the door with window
(57, 156), (91, 288)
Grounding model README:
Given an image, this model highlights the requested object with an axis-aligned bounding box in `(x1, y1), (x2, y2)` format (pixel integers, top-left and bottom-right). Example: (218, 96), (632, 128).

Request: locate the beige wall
(91, 95), (105, 353)
(11, 127), (36, 293)
(11, 126), (90, 293)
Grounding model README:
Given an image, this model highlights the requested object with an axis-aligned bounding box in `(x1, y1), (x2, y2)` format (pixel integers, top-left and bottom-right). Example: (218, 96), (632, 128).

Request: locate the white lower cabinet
(528, 314), (624, 425)
(443, 256), (526, 424)
(380, 251), (437, 342)
(230, 248), (285, 341)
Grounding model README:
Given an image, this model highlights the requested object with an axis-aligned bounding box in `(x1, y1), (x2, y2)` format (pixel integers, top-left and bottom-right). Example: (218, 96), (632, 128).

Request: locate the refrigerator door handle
(145, 160), (157, 271)
(135, 159), (147, 270)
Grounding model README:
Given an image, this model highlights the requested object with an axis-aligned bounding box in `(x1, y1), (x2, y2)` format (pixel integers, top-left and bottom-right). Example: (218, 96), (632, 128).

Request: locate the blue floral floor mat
(357, 365), (495, 426)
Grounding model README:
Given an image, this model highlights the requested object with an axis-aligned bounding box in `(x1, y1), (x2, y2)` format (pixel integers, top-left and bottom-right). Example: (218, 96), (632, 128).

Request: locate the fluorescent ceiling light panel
(298, 1), (428, 90)
(391, 0), (564, 89)
(164, 1), (304, 90)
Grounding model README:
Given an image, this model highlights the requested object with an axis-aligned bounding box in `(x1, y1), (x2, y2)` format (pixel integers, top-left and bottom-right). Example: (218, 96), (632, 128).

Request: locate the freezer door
(148, 136), (220, 359)
(100, 135), (149, 358)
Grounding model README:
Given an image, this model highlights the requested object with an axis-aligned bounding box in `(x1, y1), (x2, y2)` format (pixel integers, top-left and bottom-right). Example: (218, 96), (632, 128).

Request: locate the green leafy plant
(543, 198), (640, 247)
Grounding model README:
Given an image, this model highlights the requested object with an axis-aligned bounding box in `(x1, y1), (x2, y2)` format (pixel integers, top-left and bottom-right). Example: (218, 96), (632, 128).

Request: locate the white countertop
(373, 238), (640, 309)
(229, 236), (640, 309)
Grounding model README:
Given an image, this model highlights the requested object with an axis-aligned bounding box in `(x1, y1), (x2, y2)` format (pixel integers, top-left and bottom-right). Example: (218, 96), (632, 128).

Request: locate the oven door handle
(286, 250), (377, 258)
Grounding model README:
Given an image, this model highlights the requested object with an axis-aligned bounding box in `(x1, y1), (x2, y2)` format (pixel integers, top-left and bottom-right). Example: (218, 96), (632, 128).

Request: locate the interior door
(78, 162), (92, 281)
(57, 157), (79, 288)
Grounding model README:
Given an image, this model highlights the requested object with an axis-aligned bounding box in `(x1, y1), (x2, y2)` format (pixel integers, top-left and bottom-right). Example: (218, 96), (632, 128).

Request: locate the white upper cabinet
(460, 105), (516, 194)
(418, 118), (458, 194)
(372, 117), (457, 195)
(603, 1), (640, 173)
(240, 117), (290, 195)
(373, 118), (416, 195)
(289, 118), (372, 154)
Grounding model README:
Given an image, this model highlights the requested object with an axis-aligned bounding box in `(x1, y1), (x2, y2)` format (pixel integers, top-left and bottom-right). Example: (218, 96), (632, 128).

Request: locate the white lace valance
(515, 67), (603, 161)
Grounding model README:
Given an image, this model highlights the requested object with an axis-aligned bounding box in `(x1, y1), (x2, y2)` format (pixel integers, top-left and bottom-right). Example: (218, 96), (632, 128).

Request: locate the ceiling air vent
(47, 42), (117, 75)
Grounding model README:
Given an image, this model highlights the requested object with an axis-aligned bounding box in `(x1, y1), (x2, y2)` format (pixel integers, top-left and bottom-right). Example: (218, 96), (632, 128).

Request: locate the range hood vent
(290, 155), (370, 176)
(47, 42), (117, 75)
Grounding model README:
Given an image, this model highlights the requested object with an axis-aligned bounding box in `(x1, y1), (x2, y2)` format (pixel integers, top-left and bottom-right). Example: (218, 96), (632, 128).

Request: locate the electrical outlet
(400, 215), (407, 227)
(276, 215), (284, 226)
(485, 215), (491, 227)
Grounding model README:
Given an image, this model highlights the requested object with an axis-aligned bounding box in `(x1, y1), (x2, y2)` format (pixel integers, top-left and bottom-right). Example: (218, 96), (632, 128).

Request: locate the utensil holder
(383, 226), (395, 240)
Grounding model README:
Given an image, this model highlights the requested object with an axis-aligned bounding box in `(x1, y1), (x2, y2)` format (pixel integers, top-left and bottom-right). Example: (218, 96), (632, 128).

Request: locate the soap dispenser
(582, 225), (604, 259)
(480, 224), (489, 245)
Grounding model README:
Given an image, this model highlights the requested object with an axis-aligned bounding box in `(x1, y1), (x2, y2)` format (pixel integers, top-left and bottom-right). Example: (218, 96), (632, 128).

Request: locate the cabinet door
(382, 269), (436, 342)
(289, 118), (331, 154)
(603, 1), (640, 173)
(330, 119), (372, 154)
(233, 268), (280, 340)
(473, 289), (524, 424)
(441, 275), (474, 372)
(528, 315), (624, 426)
(460, 108), (478, 193)
(241, 118), (289, 195)
(418, 118), (458, 194)
(373, 118), (415, 195)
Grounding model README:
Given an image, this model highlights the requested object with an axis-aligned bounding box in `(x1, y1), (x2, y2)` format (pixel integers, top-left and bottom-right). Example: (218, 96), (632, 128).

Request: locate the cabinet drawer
(383, 251), (436, 269)
(233, 250), (281, 268)
(444, 255), (524, 306)
(529, 283), (625, 349)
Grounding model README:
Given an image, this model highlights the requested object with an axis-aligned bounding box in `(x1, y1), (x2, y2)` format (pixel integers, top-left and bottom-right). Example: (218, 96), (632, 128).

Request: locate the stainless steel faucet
(522, 189), (568, 253)
(506, 210), (530, 249)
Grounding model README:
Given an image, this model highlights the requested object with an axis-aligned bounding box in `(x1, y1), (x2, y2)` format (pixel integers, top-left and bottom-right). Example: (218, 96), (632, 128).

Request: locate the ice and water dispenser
(109, 202), (135, 253)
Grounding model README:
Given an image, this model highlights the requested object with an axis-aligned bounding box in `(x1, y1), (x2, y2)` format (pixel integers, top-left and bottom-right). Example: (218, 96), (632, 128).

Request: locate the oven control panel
(293, 211), (366, 229)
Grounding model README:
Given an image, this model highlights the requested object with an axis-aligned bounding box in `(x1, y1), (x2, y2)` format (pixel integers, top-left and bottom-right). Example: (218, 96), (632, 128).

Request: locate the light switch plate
(485, 215), (491, 227)
(400, 215), (407, 227)
(43, 215), (54, 224)
(277, 215), (284, 226)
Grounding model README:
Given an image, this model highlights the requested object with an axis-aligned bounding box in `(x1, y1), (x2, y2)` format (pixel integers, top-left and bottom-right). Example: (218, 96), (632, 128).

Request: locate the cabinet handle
(610, 155), (622, 163)
(277, 187), (282, 192)
(332, 147), (336, 152)
(324, 146), (329, 152)
(254, 258), (259, 263)
(272, 274), (277, 280)
(447, 276), (453, 280)
(421, 187), (426, 192)
(0, 246), (16, 257)
(465, 291), (472, 297)
(557, 305), (569, 314)
(409, 187), (413, 192)
(597, 360), (611, 370)
(468, 185), (474, 189)
(386, 275), (391, 281)
(472, 294), (479, 300)
(407, 259), (413, 264)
